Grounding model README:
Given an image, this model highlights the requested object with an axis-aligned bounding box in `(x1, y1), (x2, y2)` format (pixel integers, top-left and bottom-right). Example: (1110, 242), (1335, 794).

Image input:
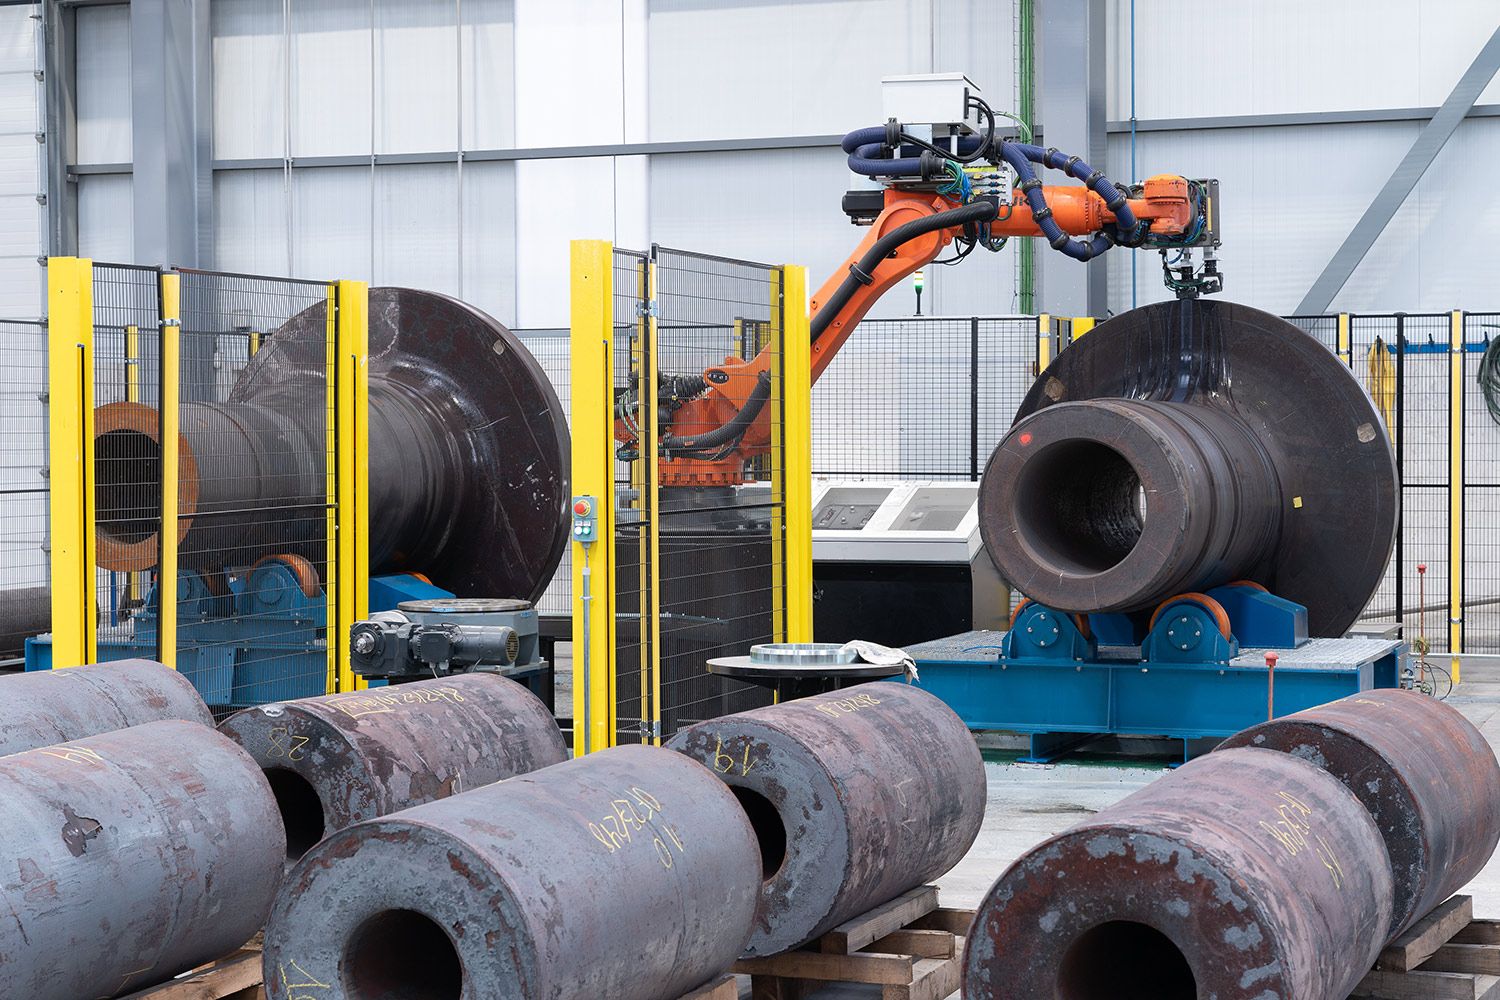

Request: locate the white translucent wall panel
(512, 0), (629, 145)
(292, 0), (373, 156)
(651, 146), (945, 321)
(374, 162), (460, 293)
(933, 0), (1016, 106)
(1106, 0), (1500, 120)
(77, 174), (134, 261)
(293, 166), (372, 279)
(213, 0), (285, 160)
(462, 0), (516, 149)
(513, 157), (613, 327)
(213, 169), (289, 274)
(0, 6), (39, 318)
(461, 159), (517, 324)
(76, 3), (131, 163)
(647, 0), (931, 142)
(1103, 122), (1429, 316)
(376, 0), (459, 153)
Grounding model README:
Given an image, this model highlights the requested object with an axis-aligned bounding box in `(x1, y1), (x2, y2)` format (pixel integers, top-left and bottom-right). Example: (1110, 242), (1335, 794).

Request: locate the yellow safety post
(1337, 313), (1352, 368)
(123, 324), (144, 604)
(322, 286), (339, 694)
(1070, 316), (1096, 341)
(782, 264), (814, 643)
(1036, 313), (1052, 374)
(769, 269), (787, 646)
(570, 240), (617, 756)
(46, 257), (95, 667)
(158, 274), (181, 668)
(1449, 309), (1464, 683)
(335, 281), (371, 694)
(248, 329), (261, 357)
(641, 255), (661, 745)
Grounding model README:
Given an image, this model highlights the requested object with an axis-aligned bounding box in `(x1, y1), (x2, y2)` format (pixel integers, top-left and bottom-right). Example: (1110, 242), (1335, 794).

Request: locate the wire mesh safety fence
(0, 319), (49, 661)
(173, 270), (337, 712)
(90, 265), (164, 667)
(512, 328), (572, 619)
(611, 248), (651, 743)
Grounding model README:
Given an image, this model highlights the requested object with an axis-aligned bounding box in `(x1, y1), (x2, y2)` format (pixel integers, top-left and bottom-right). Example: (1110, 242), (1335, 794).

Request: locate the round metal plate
(234, 288), (569, 603)
(748, 642), (859, 666)
(992, 299), (1397, 637)
(397, 598), (532, 614)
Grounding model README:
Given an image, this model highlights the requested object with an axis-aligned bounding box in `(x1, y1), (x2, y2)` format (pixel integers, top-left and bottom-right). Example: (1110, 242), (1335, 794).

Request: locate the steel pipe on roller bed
(0, 658), (213, 757)
(262, 745), (761, 1000)
(979, 299), (1398, 636)
(220, 673), (567, 861)
(0, 720), (285, 1000)
(91, 287), (570, 602)
(1219, 687), (1500, 938)
(964, 747), (1394, 1000)
(666, 680), (986, 956)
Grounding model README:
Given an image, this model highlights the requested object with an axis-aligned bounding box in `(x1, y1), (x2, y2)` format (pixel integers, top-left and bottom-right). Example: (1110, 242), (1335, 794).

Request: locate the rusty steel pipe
(965, 747), (1394, 1000)
(0, 659), (213, 757)
(1219, 688), (1500, 937)
(263, 744), (760, 1000)
(220, 674), (567, 860)
(92, 287), (570, 603)
(666, 681), (986, 956)
(0, 720), (285, 1000)
(980, 300), (1398, 636)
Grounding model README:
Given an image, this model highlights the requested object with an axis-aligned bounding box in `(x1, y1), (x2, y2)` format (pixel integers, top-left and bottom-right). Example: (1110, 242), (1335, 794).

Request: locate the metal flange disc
(983, 298), (1397, 637)
(233, 287), (569, 603)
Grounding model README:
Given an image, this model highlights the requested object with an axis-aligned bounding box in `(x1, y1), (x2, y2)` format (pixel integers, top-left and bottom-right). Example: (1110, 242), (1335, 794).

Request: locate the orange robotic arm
(617, 176), (1202, 487)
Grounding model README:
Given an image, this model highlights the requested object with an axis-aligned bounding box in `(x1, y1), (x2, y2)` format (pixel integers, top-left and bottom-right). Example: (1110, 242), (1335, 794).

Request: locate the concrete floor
(779, 660), (1500, 998)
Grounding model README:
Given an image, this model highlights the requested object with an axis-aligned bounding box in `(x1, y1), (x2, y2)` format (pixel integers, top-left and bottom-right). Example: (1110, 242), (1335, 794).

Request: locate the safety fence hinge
(636, 298), (658, 319)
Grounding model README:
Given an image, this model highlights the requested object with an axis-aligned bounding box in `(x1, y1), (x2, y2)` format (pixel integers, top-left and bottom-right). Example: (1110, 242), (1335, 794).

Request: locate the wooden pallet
(1354, 896), (1500, 999)
(118, 939), (264, 1000)
(732, 885), (971, 1000)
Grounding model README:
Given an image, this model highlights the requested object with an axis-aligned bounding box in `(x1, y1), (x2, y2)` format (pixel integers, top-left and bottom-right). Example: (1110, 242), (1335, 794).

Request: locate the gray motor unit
(350, 598), (543, 680)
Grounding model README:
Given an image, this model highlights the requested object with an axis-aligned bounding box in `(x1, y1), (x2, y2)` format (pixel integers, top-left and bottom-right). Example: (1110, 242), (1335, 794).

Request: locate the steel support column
(41, 0), (77, 262)
(1297, 26), (1500, 314)
(1035, 0), (1106, 318)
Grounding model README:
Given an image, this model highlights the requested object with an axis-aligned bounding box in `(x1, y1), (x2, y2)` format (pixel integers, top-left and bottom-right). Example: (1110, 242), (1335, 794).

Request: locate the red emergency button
(573, 499), (591, 516)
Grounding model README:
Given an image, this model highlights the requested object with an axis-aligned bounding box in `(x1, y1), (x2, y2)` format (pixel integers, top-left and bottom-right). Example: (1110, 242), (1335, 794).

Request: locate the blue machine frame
(909, 582), (1404, 763)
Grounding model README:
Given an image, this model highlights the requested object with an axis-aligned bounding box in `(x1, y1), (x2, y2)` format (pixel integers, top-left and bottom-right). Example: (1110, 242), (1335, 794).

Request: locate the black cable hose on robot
(660, 371), (773, 453)
(811, 200), (999, 343)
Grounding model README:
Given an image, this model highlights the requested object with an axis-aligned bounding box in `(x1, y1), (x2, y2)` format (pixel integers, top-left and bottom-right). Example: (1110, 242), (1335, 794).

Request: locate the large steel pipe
(1219, 688), (1500, 936)
(263, 745), (761, 1000)
(666, 681), (986, 955)
(92, 287), (570, 602)
(980, 299), (1398, 636)
(0, 659), (213, 757)
(0, 720), (285, 1000)
(220, 674), (567, 860)
(964, 747), (1394, 1000)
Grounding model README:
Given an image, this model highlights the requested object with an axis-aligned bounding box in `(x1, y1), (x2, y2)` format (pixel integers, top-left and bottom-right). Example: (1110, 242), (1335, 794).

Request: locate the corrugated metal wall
(62, 0), (1500, 323)
(0, 5), (41, 318)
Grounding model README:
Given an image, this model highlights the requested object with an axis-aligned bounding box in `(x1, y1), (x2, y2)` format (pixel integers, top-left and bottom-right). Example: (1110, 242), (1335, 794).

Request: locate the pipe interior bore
(730, 785), (789, 881)
(264, 767), (327, 862)
(1057, 921), (1195, 1000)
(95, 428), (162, 546)
(1011, 440), (1145, 575)
(343, 909), (463, 1000)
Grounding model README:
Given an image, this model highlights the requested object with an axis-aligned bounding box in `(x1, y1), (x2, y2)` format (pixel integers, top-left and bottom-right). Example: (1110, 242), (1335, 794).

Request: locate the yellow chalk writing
(266, 727), (310, 762)
(712, 736), (758, 777)
(814, 691), (882, 718)
(327, 686), (468, 720)
(278, 959), (331, 999)
(1258, 790), (1345, 890)
(36, 746), (106, 767)
(588, 786), (684, 869)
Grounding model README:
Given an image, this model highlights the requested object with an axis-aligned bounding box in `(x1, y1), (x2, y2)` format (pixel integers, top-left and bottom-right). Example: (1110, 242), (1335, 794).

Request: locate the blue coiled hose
(841, 125), (1143, 262)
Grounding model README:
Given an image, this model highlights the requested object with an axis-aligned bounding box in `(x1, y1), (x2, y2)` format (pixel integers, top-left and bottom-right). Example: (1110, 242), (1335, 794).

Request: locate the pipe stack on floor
(0, 661), (286, 1000)
(964, 688), (1500, 1000)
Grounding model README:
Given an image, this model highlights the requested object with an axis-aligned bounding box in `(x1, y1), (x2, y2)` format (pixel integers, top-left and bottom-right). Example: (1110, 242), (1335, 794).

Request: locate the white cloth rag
(838, 640), (919, 683)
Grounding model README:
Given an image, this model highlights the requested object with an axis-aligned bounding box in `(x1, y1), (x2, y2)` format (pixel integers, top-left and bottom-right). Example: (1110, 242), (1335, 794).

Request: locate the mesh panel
(91, 265), (163, 666)
(512, 328), (571, 618)
(646, 247), (781, 739)
(612, 248), (649, 742)
(0, 319), (49, 662)
(1466, 313), (1500, 654)
(174, 270), (336, 712)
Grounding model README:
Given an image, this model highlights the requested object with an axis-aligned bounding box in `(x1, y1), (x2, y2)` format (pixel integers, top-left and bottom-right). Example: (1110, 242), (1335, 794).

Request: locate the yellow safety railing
(569, 240), (618, 755)
(158, 272), (181, 667)
(782, 264), (815, 642)
(46, 257), (96, 666)
(335, 280), (371, 693)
